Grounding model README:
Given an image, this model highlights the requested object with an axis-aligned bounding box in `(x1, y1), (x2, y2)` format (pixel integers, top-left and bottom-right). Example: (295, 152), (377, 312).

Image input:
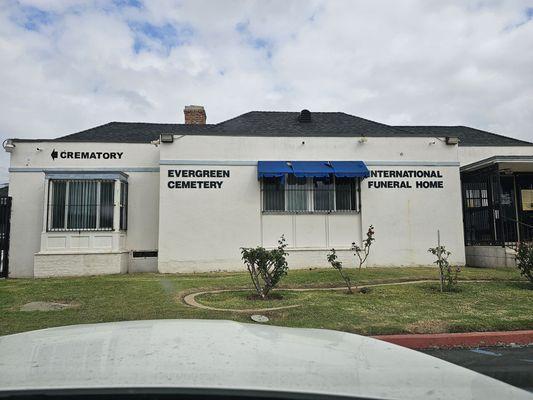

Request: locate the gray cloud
(0, 0), (532, 181)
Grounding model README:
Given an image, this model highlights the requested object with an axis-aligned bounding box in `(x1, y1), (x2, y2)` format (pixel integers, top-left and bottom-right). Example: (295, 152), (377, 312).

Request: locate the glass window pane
(67, 181), (97, 229)
(263, 177), (284, 211)
(287, 175), (307, 211)
(313, 178), (334, 211)
(120, 182), (128, 230)
(50, 181), (66, 229)
(336, 178), (357, 211)
(521, 189), (533, 211)
(100, 181), (114, 229)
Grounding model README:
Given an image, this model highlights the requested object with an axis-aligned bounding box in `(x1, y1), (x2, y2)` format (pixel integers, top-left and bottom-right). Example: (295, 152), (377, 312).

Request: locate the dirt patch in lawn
(406, 320), (450, 334)
(246, 293), (285, 301)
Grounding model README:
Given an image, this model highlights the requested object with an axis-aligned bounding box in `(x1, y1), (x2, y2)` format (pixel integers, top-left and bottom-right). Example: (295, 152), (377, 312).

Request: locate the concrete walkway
(181, 279), (518, 313)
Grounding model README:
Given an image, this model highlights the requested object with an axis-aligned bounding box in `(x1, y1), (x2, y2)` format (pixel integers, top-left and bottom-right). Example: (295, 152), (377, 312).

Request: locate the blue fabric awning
(257, 161), (370, 179)
(330, 161), (370, 178)
(257, 161), (292, 179)
(291, 161), (333, 178)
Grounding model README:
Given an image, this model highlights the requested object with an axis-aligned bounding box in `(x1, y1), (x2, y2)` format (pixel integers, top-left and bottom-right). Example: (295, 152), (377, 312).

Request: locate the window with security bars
(464, 187), (489, 208)
(120, 181), (128, 230)
(261, 176), (360, 212)
(47, 180), (127, 231)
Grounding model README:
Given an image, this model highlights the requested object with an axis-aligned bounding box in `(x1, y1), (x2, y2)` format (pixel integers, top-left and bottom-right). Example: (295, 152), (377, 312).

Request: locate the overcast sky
(1, 0), (532, 181)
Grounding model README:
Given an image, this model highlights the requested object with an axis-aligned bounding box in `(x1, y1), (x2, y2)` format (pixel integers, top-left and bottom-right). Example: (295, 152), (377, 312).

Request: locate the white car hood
(0, 319), (530, 400)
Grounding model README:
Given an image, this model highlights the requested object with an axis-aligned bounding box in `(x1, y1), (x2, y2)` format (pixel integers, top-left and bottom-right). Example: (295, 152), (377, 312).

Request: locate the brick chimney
(184, 105), (206, 125)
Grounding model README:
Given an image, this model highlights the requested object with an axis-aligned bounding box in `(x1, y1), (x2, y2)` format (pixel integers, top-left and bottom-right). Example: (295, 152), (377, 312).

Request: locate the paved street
(422, 346), (533, 392)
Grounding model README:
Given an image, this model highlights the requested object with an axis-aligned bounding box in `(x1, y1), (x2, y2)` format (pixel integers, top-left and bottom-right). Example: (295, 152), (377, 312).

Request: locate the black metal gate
(0, 197), (12, 278)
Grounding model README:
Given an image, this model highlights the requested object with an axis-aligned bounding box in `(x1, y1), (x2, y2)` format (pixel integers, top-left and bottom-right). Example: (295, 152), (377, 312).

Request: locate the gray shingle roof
(52, 112), (406, 142)
(212, 111), (405, 136)
(13, 111), (532, 147)
(55, 122), (213, 143)
(395, 125), (532, 147)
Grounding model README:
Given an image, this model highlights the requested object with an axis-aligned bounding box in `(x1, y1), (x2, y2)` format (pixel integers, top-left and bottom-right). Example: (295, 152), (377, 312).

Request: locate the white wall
(158, 165), (262, 272)
(9, 142), (159, 169)
(158, 135), (464, 272)
(261, 214), (361, 249)
(34, 252), (128, 278)
(459, 146), (533, 166)
(161, 135), (458, 162)
(13, 135), (524, 276)
(8, 172), (44, 277)
(362, 166), (465, 266)
(125, 172), (159, 251)
(8, 141), (159, 277)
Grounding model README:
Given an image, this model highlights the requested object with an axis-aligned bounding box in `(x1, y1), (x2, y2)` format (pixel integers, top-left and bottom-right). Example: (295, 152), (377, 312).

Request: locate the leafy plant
(515, 242), (533, 283)
(352, 225), (375, 269)
(428, 245), (460, 292)
(241, 236), (289, 299)
(326, 249), (353, 293)
(327, 225), (375, 294)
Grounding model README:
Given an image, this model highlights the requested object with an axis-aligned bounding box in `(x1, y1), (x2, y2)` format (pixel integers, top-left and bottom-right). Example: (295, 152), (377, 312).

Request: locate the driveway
(422, 346), (533, 392)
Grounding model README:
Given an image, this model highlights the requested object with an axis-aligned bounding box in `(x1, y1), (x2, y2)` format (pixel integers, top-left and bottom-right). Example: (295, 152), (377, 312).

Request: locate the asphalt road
(422, 346), (533, 393)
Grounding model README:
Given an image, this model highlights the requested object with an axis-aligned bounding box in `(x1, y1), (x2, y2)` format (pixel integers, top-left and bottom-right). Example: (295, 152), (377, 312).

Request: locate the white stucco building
(3, 106), (532, 277)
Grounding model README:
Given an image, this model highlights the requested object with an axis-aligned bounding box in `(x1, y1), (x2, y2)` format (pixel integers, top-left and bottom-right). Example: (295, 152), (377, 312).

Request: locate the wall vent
(132, 251), (158, 258)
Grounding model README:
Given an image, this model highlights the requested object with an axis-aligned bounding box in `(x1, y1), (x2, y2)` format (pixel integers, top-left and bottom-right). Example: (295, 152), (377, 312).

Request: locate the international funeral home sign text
(367, 169), (444, 189)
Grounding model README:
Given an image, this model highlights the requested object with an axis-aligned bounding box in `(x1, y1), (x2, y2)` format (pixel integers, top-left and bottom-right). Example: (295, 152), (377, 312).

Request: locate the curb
(372, 330), (533, 350)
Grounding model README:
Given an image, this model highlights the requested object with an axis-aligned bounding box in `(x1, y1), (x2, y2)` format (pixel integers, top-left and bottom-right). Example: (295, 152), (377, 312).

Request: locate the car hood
(0, 320), (529, 400)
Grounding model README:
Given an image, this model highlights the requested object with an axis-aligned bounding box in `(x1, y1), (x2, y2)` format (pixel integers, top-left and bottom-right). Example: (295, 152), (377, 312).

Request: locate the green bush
(241, 236), (289, 299)
(516, 242), (533, 283)
(428, 245), (460, 292)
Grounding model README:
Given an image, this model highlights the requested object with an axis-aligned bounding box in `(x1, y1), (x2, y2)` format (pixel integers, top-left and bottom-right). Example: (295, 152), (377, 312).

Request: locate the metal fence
(0, 197), (12, 278)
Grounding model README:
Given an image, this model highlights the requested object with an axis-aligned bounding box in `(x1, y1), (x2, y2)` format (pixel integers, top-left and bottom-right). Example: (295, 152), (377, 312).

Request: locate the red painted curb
(372, 330), (533, 350)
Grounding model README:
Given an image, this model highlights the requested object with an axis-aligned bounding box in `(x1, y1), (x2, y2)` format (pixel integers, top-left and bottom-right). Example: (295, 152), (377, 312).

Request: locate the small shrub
(241, 236), (289, 299)
(516, 242), (533, 283)
(327, 225), (375, 294)
(428, 245), (460, 292)
(352, 225), (375, 269)
(327, 249), (353, 293)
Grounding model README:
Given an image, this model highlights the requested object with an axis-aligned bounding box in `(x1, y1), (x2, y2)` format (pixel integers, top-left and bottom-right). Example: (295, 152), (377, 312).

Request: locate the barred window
(313, 178), (334, 211)
(120, 181), (128, 230)
(335, 177), (358, 211)
(262, 177), (285, 211)
(262, 175), (360, 213)
(465, 187), (489, 208)
(47, 180), (126, 231)
(287, 175), (308, 211)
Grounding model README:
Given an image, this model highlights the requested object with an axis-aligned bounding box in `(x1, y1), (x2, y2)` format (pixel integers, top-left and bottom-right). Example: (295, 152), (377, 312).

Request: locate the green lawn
(0, 267), (531, 336)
